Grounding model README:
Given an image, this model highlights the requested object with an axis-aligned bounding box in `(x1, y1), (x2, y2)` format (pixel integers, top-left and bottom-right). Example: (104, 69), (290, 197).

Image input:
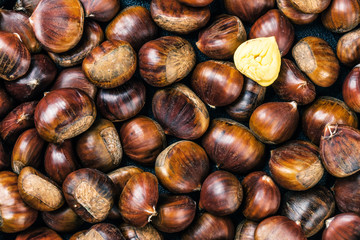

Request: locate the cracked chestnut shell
(119, 223), (163, 240)
(333, 172), (360, 215)
(80, 0), (120, 22)
(337, 29), (360, 66)
(343, 65), (360, 112)
(322, 213), (360, 240)
(42, 205), (84, 232)
(224, 0), (275, 23)
(15, 227), (62, 240)
(276, 0), (318, 25)
(235, 220), (258, 240)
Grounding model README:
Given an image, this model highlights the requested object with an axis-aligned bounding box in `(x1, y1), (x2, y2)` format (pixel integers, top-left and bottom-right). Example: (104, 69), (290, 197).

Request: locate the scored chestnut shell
(290, 0), (331, 13)
(119, 223), (163, 240)
(343, 65), (360, 112)
(80, 0), (120, 22)
(276, 0), (318, 25)
(224, 0), (275, 23)
(15, 227), (62, 240)
(337, 29), (360, 66)
(322, 213), (360, 240)
(42, 205), (84, 232)
(333, 172), (360, 215)
(235, 220), (258, 240)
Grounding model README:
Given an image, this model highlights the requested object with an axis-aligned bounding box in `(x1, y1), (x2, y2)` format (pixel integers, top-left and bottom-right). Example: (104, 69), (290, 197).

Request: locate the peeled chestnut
(343, 65), (360, 112)
(150, 0), (210, 34)
(333, 172), (360, 214)
(276, 0), (318, 25)
(42, 205), (84, 232)
(177, 0), (213, 7)
(80, 0), (120, 22)
(224, 0), (275, 23)
(15, 227), (62, 240)
(182, 212), (234, 240)
(235, 220), (258, 240)
(76, 118), (122, 172)
(322, 213), (360, 240)
(0, 140), (9, 170)
(106, 6), (158, 51)
(269, 140), (324, 191)
(196, 14), (247, 59)
(120, 116), (166, 165)
(337, 29), (360, 66)
(302, 96), (358, 145)
(191, 61), (244, 107)
(139, 36), (195, 87)
(119, 223), (163, 240)
(108, 166), (144, 193)
(77, 223), (125, 240)
(155, 141), (209, 193)
(152, 84), (209, 140)
(96, 78), (146, 122)
(29, 0), (84, 53)
(281, 186), (335, 237)
(119, 172), (159, 227)
(34, 88), (96, 143)
(0, 87), (14, 119)
(152, 195), (196, 233)
(292, 36), (340, 87)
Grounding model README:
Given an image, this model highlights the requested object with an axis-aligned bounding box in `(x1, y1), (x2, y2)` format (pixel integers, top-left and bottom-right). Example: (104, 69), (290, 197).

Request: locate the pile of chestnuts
(0, 0), (360, 239)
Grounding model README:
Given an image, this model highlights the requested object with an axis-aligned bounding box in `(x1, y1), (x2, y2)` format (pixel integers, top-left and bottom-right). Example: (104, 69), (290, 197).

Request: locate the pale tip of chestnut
(14, 33), (22, 42)
(147, 206), (157, 222)
(323, 124), (338, 139)
(290, 101), (298, 110)
(325, 217), (334, 228)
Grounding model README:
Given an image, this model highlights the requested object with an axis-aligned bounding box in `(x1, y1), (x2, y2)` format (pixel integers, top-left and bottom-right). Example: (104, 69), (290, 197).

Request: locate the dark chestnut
(224, 0), (275, 23)
(119, 223), (163, 240)
(0, 87), (14, 119)
(276, 0), (318, 25)
(177, 0), (213, 7)
(15, 227), (62, 240)
(80, 0), (120, 22)
(0, 140), (9, 170)
(108, 166), (144, 194)
(290, 0), (331, 13)
(235, 220), (258, 240)
(343, 65), (360, 112)
(78, 223), (125, 240)
(333, 172), (360, 214)
(322, 213), (360, 240)
(42, 205), (84, 232)
(337, 29), (360, 66)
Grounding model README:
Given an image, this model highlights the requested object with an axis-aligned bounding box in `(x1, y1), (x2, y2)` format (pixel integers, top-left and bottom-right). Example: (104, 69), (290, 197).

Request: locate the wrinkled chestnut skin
(224, 0), (275, 23)
(290, 0), (331, 13)
(202, 118), (265, 173)
(343, 65), (360, 112)
(0, 171), (38, 233)
(196, 14), (247, 60)
(155, 141), (209, 193)
(199, 170), (243, 216)
(322, 213), (360, 240)
(333, 172), (360, 214)
(0, 140), (9, 170)
(177, 0), (213, 7)
(337, 29), (360, 66)
(96, 79), (146, 122)
(106, 6), (158, 51)
(276, 0), (318, 25)
(80, 0), (120, 22)
(42, 205), (84, 232)
(150, 0), (210, 34)
(4, 54), (57, 102)
(235, 220), (258, 240)
(152, 84), (209, 140)
(302, 96), (358, 145)
(281, 186), (335, 237)
(182, 213), (234, 240)
(108, 166), (144, 194)
(15, 227), (62, 240)
(273, 59), (316, 105)
(250, 9), (294, 56)
(119, 223), (163, 240)
(0, 87), (14, 119)
(226, 78), (266, 121)
(152, 195), (196, 233)
(80, 223), (125, 240)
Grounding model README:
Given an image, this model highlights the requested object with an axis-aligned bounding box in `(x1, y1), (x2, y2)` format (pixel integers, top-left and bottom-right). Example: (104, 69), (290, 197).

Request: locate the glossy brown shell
(80, 0), (120, 22)
(42, 205), (84, 232)
(337, 29), (360, 66)
(224, 0), (275, 23)
(15, 227), (62, 240)
(276, 0), (318, 25)
(333, 172), (360, 215)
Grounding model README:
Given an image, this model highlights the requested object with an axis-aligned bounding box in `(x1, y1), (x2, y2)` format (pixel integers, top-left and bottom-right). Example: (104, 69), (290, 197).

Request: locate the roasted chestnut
(119, 223), (163, 240)
(15, 227), (62, 240)
(0, 87), (14, 119)
(322, 213), (360, 240)
(224, 0), (275, 23)
(343, 65), (360, 112)
(235, 220), (258, 240)
(290, 0), (331, 13)
(276, 0), (318, 25)
(333, 172), (360, 214)
(80, 0), (120, 22)
(42, 205), (84, 232)
(177, 0), (213, 7)
(108, 166), (144, 194)
(77, 223), (125, 240)
(337, 29), (360, 66)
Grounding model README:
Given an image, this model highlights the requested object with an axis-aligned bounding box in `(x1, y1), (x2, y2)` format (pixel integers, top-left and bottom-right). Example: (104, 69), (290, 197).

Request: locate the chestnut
(150, 0), (210, 34)
(235, 220), (258, 240)
(76, 118), (122, 172)
(333, 172), (360, 214)
(199, 170), (243, 216)
(69, 230), (87, 240)
(155, 141), (209, 193)
(120, 116), (166, 165)
(15, 227), (62, 240)
(320, 124), (360, 177)
(152, 84), (209, 140)
(63, 168), (115, 223)
(0, 171), (38, 233)
(177, 0), (213, 7)
(80, 0), (120, 22)
(152, 195), (196, 233)
(250, 101), (299, 144)
(82, 40), (136, 89)
(343, 65), (360, 112)
(139, 36), (195, 87)
(224, 0), (275, 23)
(196, 14), (247, 60)
(106, 6), (158, 51)
(276, 0), (318, 25)
(0, 86), (14, 119)
(269, 140), (324, 191)
(34, 88), (96, 143)
(119, 223), (163, 240)
(108, 166), (144, 194)
(281, 186), (335, 237)
(182, 212), (234, 240)
(226, 78), (266, 121)
(29, 0), (84, 53)
(272, 58), (316, 105)
(11, 128), (45, 174)
(249, 9), (294, 56)
(322, 213), (360, 240)
(14, 0), (40, 15)
(290, 0), (331, 13)
(42, 205), (84, 232)
(202, 118), (265, 173)
(292, 36), (340, 87)
(0, 139), (9, 170)
(191, 61), (244, 107)
(337, 29), (360, 66)
(96, 78), (146, 122)
(78, 223), (125, 240)
(302, 96), (358, 145)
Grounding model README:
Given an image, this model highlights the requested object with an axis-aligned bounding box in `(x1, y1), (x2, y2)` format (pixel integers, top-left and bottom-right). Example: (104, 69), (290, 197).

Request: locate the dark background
(0, 0), (354, 239)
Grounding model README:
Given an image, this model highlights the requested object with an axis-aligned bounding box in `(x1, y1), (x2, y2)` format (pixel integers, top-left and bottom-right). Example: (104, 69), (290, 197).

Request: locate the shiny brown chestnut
(29, 0), (84, 53)
(34, 88), (96, 143)
(281, 186), (335, 237)
(182, 212), (234, 240)
(119, 172), (159, 227)
(42, 205), (84, 232)
(269, 140), (324, 191)
(235, 220), (258, 240)
(119, 223), (163, 240)
(0, 87), (14, 119)
(15, 227), (62, 240)
(108, 166), (144, 194)
(272, 59), (316, 105)
(302, 96), (358, 145)
(69, 230), (87, 240)
(320, 124), (360, 177)
(191, 61), (244, 107)
(177, 0), (213, 7)
(80, 0), (120, 22)
(150, 0), (210, 34)
(224, 0), (275, 23)
(106, 6), (158, 51)
(4, 54), (57, 102)
(321, 0), (360, 33)
(290, 0), (331, 13)
(82, 40), (136, 89)
(343, 65), (360, 112)
(0, 140), (9, 170)
(196, 14), (247, 59)
(322, 213), (360, 240)
(11, 128), (45, 174)
(333, 172), (360, 214)
(77, 223), (125, 240)
(139, 36), (195, 87)
(14, 0), (41, 14)
(0, 171), (38, 233)
(276, 0), (318, 25)
(155, 141), (209, 193)
(337, 29), (360, 66)
(63, 168), (114, 223)
(152, 195), (196, 233)
(292, 36), (340, 87)
(120, 116), (166, 165)
(199, 170), (243, 216)
(96, 78), (146, 122)
(249, 9), (294, 56)
(76, 118), (122, 172)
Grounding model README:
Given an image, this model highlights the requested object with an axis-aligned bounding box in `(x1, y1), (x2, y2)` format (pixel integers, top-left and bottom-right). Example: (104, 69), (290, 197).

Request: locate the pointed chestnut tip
(325, 217), (334, 229)
(147, 206), (157, 222)
(295, 220), (301, 226)
(323, 123), (338, 140)
(289, 101), (298, 110)
(13, 33), (22, 42)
